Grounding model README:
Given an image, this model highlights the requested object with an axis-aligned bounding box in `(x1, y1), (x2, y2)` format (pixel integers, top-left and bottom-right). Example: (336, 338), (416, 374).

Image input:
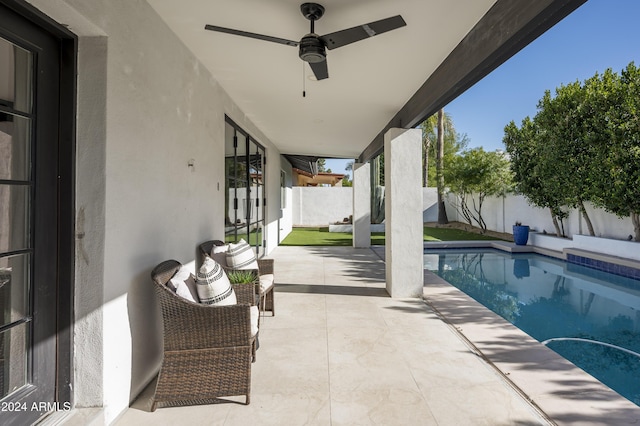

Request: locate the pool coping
(422, 243), (640, 425)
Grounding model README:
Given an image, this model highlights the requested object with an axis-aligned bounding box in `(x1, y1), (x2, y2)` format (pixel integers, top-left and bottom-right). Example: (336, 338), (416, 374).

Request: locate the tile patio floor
(112, 246), (640, 426)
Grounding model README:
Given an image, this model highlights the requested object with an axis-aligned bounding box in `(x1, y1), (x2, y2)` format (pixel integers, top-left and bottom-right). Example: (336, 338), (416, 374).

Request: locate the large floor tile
(252, 328), (330, 394)
(421, 382), (545, 426)
(118, 245), (630, 426)
(330, 389), (437, 426)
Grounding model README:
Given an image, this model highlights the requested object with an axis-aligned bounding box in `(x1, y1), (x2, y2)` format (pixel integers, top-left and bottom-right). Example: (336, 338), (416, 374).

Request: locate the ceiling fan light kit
(204, 2), (406, 81)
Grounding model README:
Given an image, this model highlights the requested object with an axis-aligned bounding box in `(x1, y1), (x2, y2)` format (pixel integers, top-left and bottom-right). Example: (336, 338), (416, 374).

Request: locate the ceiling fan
(204, 2), (406, 81)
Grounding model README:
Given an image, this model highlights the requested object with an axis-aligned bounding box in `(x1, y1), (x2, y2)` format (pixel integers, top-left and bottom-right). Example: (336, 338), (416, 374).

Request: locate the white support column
(352, 162), (371, 248)
(384, 128), (423, 298)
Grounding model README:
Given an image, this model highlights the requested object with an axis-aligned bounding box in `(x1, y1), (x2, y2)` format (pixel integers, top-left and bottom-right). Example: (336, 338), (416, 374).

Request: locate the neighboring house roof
(292, 169), (345, 187)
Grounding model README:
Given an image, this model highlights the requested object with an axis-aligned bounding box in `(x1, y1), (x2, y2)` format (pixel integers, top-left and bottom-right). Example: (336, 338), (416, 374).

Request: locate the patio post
(352, 162), (371, 248)
(384, 128), (423, 298)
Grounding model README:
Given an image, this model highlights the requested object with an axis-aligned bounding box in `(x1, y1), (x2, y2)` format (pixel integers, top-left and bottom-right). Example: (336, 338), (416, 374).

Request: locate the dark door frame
(0, 0), (76, 421)
(225, 115), (267, 256)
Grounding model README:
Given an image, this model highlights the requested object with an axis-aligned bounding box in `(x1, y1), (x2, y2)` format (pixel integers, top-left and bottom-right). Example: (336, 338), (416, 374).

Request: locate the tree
(421, 114), (436, 187)
(503, 118), (568, 236)
(504, 62), (640, 240)
(589, 63), (640, 240)
(419, 110), (467, 187)
(504, 82), (600, 237)
(535, 83), (597, 236)
(445, 148), (512, 233)
(436, 109), (448, 224)
(317, 158), (327, 173)
(341, 160), (354, 187)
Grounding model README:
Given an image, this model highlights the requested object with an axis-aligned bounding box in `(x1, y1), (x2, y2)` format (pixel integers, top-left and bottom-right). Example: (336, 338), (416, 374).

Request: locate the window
(280, 170), (286, 209)
(224, 116), (266, 257)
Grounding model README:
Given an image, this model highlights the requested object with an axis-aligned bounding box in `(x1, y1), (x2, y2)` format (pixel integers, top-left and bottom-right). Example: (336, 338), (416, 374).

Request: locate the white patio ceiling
(146, 0), (583, 160)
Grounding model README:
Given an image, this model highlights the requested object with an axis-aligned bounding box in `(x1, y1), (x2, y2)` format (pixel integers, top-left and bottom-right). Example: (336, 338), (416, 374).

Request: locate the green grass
(280, 226), (501, 246)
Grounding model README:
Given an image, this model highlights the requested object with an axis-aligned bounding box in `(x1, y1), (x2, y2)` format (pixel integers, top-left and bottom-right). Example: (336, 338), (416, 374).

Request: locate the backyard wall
(293, 186), (353, 226)
(463, 193), (634, 241)
(293, 187), (635, 241)
(292, 187), (453, 226)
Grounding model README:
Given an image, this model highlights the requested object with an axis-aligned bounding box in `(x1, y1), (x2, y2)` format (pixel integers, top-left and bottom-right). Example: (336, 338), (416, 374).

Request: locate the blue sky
(447, 0), (640, 152)
(326, 0), (640, 173)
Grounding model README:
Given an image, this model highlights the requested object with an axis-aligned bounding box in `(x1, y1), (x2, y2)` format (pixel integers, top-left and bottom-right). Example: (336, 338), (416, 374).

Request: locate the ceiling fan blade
(309, 59), (329, 81)
(320, 15), (406, 50)
(204, 24), (299, 47)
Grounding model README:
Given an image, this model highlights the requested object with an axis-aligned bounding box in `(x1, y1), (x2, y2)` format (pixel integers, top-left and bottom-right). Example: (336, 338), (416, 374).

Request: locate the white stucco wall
(292, 186), (353, 226)
(292, 186), (455, 227)
(278, 160), (294, 242)
(292, 186), (634, 242)
(23, 0), (287, 423)
(457, 192), (634, 240)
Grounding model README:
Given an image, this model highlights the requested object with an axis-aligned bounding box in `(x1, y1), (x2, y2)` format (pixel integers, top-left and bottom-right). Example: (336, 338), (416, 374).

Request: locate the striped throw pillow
(196, 256), (237, 306)
(226, 239), (259, 270)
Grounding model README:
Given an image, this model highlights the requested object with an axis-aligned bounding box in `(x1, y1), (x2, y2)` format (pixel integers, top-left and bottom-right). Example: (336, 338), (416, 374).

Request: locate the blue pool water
(424, 249), (640, 406)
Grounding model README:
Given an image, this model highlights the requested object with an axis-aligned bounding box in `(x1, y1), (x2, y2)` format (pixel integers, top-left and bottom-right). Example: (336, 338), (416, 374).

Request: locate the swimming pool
(424, 248), (640, 406)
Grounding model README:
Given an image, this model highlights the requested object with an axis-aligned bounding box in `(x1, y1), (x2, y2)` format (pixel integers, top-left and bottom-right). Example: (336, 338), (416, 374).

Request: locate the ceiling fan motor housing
(300, 3), (325, 21)
(299, 34), (326, 63)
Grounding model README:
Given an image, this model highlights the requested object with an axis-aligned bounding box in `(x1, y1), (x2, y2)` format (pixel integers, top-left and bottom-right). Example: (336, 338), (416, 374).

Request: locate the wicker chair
(199, 240), (275, 316)
(150, 259), (255, 410)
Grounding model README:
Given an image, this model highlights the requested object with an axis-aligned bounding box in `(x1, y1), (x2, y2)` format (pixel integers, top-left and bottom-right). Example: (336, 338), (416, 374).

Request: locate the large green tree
(503, 118), (568, 236)
(445, 148), (512, 233)
(535, 82), (597, 235)
(505, 62), (640, 240)
(505, 81), (601, 237)
(589, 63), (640, 240)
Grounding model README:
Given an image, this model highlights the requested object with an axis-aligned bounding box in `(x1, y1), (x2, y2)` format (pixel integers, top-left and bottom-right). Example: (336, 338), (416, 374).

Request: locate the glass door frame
(0, 1), (76, 423)
(224, 116), (266, 257)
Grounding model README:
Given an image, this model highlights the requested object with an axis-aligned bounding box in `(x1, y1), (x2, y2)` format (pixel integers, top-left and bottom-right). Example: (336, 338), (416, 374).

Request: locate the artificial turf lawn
(279, 226), (502, 246)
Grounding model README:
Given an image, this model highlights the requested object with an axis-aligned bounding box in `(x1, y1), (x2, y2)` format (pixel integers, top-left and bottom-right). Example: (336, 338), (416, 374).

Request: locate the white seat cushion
(259, 273), (274, 292)
(196, 256), (237, 306)
(168, 265), (199, 303)
(250, 305), (259, 337)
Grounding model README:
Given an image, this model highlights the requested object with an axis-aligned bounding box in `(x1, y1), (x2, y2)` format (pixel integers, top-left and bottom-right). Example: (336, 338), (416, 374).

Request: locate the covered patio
(2, 0), (620, 424)
(113, 247), (640, 425)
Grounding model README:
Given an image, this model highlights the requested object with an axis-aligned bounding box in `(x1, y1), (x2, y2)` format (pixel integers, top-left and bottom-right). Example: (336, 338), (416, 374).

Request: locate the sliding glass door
(224, 117), (266, 257)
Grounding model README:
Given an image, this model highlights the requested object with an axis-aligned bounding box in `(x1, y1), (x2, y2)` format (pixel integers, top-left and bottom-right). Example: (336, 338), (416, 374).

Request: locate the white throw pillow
(168, 265), (199, 303)
(226, 239), (259, 270)
(210, 243), (229, 268)
(196, 256), (237, 306)
(250, 305), (259, 337)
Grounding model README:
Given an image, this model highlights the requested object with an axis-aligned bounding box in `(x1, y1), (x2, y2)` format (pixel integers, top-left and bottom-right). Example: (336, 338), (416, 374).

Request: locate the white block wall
(293, 186), (353, 226)
(293, 187), (636, 242)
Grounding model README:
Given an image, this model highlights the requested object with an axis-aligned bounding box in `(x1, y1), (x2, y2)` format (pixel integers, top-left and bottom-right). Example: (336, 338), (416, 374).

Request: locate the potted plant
(227, 269), (258, 305)
(512, 222), (530, 246)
